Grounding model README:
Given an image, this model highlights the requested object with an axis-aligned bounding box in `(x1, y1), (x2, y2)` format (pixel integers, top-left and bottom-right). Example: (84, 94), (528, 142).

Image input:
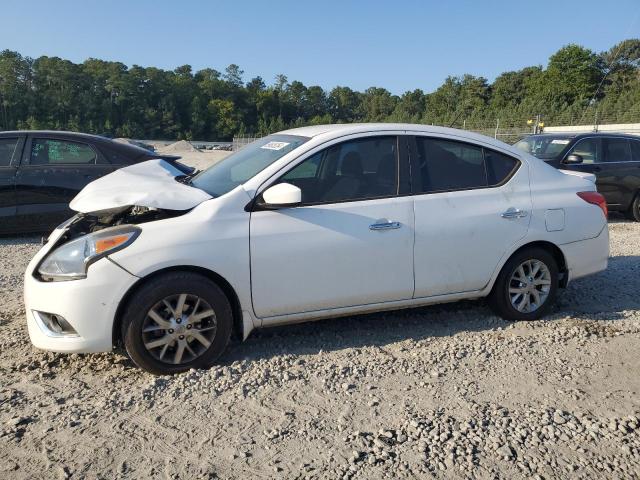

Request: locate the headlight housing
(38, 225), (140, 281)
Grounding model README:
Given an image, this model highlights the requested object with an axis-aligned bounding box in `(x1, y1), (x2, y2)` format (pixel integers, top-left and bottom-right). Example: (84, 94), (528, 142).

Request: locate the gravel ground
(1, 220), (639, 479)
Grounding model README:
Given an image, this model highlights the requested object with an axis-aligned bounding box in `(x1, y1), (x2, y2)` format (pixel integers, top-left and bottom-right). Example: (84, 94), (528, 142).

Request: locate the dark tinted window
(631, 140), (640, 162)
(415, 138), (486, 192)
(485, 150), (518, 185)
(0, 138), (19, 167)
(603, 138), (632, 163)
(31, 139), (97, 165)
(278, 136), (397, 204)
(567, 138), (599, 164)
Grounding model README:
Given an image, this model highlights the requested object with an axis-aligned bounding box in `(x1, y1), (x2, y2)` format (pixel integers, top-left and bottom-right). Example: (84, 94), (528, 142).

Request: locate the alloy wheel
(508, 259), (552, 313)
(141, 293), (217, 365)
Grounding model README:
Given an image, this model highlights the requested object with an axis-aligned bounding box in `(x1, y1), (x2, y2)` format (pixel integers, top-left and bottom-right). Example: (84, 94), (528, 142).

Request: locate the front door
(250, 135), (415, 319)
(410, 135), (531, 297)
(15, 136), (113, 231)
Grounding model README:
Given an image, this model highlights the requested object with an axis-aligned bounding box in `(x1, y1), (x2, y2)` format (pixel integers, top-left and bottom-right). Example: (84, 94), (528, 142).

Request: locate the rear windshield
(191, 134), (308, 197)
(514, 136), (573, 160)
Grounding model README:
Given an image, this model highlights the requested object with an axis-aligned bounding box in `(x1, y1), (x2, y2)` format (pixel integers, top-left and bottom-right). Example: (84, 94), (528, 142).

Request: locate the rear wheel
(122, 272), (232, 375)
(625, 194), (640, 222)
(488, 248), (559, 321)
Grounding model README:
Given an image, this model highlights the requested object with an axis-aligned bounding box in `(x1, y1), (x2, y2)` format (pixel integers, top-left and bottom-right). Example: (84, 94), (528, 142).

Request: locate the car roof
(0, 130), (111, 141)
(279, 123), (512, 151)
(525, 132), (640, 140)
(0, 130), (160, 157)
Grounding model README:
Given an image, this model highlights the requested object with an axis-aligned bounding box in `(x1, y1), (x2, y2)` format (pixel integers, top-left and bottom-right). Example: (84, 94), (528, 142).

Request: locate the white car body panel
(251, 196), (415, 318)
(23, 123), (609, 355)
(69, 159), (212, 213)
(412, 154), (531, 296)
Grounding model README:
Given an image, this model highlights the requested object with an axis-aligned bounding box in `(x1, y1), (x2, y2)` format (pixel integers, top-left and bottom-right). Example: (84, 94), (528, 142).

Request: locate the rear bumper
(559, 225), (609, 284)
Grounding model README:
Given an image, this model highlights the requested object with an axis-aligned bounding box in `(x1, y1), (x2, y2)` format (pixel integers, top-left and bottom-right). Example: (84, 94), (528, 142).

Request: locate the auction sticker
(550, 139), (570, 144)
(261, 141), (290, 150)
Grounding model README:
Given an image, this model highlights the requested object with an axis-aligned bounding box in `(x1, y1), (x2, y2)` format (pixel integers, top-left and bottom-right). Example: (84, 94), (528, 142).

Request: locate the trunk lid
(558, 169), (596, 184)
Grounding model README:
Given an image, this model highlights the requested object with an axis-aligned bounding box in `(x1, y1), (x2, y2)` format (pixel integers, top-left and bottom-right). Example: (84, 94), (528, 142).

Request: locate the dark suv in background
(515, 132), (640, 221)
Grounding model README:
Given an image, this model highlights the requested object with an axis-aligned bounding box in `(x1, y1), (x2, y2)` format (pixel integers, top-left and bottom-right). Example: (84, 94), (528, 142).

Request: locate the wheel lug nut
(176, 318), (182, 324)
(168, 329), (174, 334)
(186, 324), (192, 329)
(179, 335), (185, 340)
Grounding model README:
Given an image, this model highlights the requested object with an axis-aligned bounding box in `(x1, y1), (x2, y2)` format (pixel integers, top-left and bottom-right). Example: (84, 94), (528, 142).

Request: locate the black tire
(488, 247), (559, 321)
(122, 271), (232, 375)
(625, 194), (640, 222)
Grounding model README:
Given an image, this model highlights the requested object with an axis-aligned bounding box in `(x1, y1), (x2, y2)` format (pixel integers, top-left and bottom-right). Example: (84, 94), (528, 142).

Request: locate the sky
(1, 0), (638, 95)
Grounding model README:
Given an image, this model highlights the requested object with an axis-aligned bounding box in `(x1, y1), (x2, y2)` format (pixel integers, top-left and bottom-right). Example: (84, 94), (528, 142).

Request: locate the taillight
(577, 191), (608, 218)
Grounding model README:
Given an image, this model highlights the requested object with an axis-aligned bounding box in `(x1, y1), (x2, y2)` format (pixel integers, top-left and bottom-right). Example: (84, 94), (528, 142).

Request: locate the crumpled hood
(70, 159), (212, 213)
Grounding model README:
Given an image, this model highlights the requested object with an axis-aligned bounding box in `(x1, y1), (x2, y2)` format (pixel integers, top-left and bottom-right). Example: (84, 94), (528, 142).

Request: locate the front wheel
(122, 272), (232, 375)
(488, 248), (559, 321)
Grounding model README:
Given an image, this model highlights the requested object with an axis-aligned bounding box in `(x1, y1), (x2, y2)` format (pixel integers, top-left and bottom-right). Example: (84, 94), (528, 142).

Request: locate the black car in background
(0, 131), (189, 234)
(515, 132), (640, 221)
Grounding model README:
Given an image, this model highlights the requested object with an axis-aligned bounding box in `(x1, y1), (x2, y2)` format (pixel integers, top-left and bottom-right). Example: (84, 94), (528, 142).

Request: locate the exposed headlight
(38, 226), (140, 281)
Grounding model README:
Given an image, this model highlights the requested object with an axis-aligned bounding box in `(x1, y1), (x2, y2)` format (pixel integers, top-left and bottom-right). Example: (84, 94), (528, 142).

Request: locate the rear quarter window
(485, 150), (519, 185)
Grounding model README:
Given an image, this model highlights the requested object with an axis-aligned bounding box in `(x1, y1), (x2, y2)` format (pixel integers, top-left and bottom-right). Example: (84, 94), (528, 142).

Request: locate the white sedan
(24, 124), (609, 374)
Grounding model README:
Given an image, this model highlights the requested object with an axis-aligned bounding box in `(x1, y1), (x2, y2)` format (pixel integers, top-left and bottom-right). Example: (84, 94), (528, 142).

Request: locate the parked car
(515, 132), (640, 221)
(24, 124), (609, 374)
(0, 131), (191, 234)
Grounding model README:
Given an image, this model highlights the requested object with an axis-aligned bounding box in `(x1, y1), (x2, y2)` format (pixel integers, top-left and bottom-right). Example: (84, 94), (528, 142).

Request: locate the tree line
(0, 39), (638, 140)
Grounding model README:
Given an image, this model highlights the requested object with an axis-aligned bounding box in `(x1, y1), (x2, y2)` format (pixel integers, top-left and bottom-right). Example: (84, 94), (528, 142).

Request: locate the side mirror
(260, 183), (301, 208)
(564, 154), (583, 164)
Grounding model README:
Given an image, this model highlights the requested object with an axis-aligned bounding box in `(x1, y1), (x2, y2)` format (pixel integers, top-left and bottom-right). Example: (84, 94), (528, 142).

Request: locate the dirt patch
(1, 223), (639, 478)
(158, 140), (199, 154)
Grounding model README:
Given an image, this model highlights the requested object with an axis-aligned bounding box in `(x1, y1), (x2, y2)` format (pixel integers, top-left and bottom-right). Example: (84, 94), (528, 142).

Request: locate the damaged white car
(24, 124), (609, 374)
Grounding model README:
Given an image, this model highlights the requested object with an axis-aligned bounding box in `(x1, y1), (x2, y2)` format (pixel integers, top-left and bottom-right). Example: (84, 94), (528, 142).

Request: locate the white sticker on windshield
(551, 139), (570, 144)
(261, 141), (290, 151)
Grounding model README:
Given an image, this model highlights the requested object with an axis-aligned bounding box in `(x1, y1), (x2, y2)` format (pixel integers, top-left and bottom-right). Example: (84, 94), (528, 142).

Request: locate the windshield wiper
(175, 169), (201, 186)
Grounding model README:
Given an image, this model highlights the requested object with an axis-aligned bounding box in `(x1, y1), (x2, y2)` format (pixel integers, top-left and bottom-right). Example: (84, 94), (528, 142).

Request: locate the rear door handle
(369, 219), (401, 231)
(501, 208), (528, 219)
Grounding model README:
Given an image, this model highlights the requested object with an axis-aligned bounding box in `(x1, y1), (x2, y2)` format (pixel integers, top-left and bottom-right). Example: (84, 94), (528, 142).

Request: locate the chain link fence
(231, 115), (640, 150)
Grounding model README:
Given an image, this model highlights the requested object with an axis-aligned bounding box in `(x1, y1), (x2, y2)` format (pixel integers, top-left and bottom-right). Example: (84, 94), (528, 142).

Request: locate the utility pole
(527, 114), (544, 134)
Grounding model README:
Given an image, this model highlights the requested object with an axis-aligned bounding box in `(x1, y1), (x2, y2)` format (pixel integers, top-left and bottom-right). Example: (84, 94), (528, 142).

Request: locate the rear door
(0, 136), (25, 233)
(410, 135), (530, 297)
(15, 135), (115, 231)
(560, 137), (625, 207)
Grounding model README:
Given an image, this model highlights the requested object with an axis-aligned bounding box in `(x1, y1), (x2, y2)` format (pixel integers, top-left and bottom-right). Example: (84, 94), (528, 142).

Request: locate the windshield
(514, 135), (573, 160)
(191, 134), (309, 197)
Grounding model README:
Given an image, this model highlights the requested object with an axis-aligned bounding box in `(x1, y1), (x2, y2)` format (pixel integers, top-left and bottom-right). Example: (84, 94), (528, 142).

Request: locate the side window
(631, 140), (640, 162)
(277, 136), (398, 204)
(0, 138), (19, 167)
(415, 138), (486, 193)
(567, 138), (599, 164)
(603, 138), (632, 163)
(485, 150), (518, 185)
(30, 139), (97, 165)
(282, 153), (322, 180)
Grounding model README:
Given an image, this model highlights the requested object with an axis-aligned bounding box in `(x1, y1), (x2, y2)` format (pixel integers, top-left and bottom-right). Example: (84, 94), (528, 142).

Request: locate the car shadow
(223, 253), (640, 364)
(0, 234), (42, 245)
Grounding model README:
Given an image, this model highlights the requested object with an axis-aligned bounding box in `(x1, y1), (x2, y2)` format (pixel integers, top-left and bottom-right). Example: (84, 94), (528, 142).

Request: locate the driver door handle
(369, 219), (401, 231)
